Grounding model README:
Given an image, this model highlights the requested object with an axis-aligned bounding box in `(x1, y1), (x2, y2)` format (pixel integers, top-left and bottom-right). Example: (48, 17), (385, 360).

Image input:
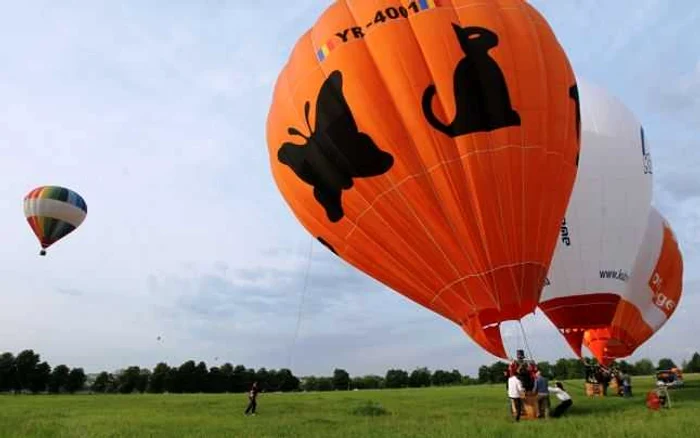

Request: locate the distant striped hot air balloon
(23, 185), (88, 256)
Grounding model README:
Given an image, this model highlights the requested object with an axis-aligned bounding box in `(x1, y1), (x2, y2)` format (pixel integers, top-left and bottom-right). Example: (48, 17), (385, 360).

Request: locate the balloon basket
(39, 249), (46, 256)
(585, 382), (608, 397)
(610, 379), (620, 394)
(510, 394), (542, 420)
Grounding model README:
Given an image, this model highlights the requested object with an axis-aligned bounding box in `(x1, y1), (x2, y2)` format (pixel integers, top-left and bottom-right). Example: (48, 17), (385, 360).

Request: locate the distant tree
(164, 367), (181, 393)
(0, 352), (16, 392)
(231, 365), (254, 393)
(657, 358), (676, 370)
(431, 370), (450, 386)
(66, 368), (87, 393)
(48, 365), (70, 394)
(277, 369), (300, 392)
(91, 372), (114, 393)
(194, 362), (208, 392)
(136, 369), (150, 393)
(265, 369), (280, 392)
(488, 362), (509, 384)
(352, 375), (383, 390)
(633, 359), (654, 376)
(148, 363), (170, 393)
(29, 361), (51, 393)
(617, 360), (634, 374)
(477, 366), (490, 384)
(449, 369), (462, 386)
(332, 368), (350, 390)
(565, 359), (585, 379)
(178, 361), (197, 393)
(684, 353), (700, 373)
(15, 350), (40, 392)
(316, 377), (333, 391)
(536, 361), (553, 379)
(434, 369), (463, 386)
(350, 376), (363, 390)
(409, 367), (431, 388)
(255, 367), (270, 391)
(461, 376), (478, 385)
(553, 358), (569, 380)
(301, 376), (318, 391)
(207, 367), (226, 393)
(116, 366), (142, 394)
(385, 369), (409, 388)
(218, 363), (234, 392)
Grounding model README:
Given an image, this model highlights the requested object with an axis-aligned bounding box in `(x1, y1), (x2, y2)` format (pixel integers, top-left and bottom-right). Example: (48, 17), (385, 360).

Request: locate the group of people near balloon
(505, 351), (572, 421)
(584, 363), (633, 397)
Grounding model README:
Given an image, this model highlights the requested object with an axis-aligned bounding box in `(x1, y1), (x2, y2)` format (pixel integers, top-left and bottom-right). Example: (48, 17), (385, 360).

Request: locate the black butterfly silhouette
(277, 70), (394, 223)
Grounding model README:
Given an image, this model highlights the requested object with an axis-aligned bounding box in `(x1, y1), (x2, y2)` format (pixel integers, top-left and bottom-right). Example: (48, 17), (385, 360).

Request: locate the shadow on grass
(303, 418), (338, 426)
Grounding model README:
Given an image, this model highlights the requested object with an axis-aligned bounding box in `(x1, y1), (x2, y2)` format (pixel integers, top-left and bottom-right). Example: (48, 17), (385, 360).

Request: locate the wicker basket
(510, 393), (542, 420)
(585, 382), (603, 397)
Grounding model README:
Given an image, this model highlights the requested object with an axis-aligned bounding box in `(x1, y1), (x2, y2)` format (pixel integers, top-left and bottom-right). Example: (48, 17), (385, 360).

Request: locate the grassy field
(0, 375), (697, 438)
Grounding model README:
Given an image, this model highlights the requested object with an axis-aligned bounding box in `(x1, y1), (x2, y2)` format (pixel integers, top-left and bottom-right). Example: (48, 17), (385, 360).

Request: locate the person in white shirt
(507, 374), (525, 421)
(548, 381), (572, 418)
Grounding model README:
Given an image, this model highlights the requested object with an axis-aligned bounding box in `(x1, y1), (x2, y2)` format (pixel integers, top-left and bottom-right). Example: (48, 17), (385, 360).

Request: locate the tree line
(1, 349), (699, 395)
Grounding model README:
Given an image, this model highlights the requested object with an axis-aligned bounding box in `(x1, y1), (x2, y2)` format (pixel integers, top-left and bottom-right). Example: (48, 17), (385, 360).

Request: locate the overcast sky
(0, 1), (698, 377)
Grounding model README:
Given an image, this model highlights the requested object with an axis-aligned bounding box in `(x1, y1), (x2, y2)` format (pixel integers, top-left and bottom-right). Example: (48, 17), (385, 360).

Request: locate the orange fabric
(647, 225), (683, 319)
(267, 0), (579, 358)
(539, 292), (621, 357)
(583, 222), (683, 364)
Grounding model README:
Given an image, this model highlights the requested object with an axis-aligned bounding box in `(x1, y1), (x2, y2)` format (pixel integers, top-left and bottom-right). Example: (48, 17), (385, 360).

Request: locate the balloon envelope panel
(267, 0), (580, 358)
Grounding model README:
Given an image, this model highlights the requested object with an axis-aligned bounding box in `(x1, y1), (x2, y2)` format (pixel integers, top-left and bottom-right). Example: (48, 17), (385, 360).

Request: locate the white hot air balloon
(539, 79), (654, 357)
(583, 206), (683, 365)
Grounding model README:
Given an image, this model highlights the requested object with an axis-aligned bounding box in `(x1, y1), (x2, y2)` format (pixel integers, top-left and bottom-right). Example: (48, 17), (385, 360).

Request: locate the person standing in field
(533, 371), (550, 418)
(622, 373), (632, 397)
(244, 381), (260, 416)
(548, 382), (572, 418)
(507, 373), (525, 422)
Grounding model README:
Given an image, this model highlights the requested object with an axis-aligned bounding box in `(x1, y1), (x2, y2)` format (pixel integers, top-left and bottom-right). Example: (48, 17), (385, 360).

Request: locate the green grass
(1, 375), (698, 437)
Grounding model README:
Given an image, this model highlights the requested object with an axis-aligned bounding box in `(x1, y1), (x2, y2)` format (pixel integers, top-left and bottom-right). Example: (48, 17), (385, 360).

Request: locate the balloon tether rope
(518, 321), (535, 362)
(286, 238), (314, 371)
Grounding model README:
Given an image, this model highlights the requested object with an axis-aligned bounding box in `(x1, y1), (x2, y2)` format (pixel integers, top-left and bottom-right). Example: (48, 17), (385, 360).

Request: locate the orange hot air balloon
(583, 207), (683, 366)
(266, 0), (580, 358)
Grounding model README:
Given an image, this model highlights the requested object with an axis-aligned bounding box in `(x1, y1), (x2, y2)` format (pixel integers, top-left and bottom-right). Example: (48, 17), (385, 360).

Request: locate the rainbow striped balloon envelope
(23, 186), (88, 256)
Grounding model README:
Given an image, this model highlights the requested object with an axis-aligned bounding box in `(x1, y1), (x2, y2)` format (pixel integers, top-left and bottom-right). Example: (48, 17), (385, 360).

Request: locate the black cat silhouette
(277, 70), (394, 223)
(569, 83), (581, 142)
(422, 24), (521, 137)
(569, 83), (581, 166)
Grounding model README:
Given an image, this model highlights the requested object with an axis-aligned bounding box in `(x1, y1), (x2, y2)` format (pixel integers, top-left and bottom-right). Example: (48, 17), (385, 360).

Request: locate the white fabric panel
(24, 198), (87, 227)
(542, 79), (653, 301)
(626, 207), (668, 330)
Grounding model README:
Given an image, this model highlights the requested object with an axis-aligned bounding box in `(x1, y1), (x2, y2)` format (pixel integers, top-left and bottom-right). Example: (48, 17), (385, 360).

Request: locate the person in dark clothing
(244, 382), (260, 416)
(533, 371), (550, 419)
(622, 373), (632, 397)
(549, 382), (572, 418)
(517, 364), (534, 392)
(595, 367), (611, 395)
(585, 364), (597, 384)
